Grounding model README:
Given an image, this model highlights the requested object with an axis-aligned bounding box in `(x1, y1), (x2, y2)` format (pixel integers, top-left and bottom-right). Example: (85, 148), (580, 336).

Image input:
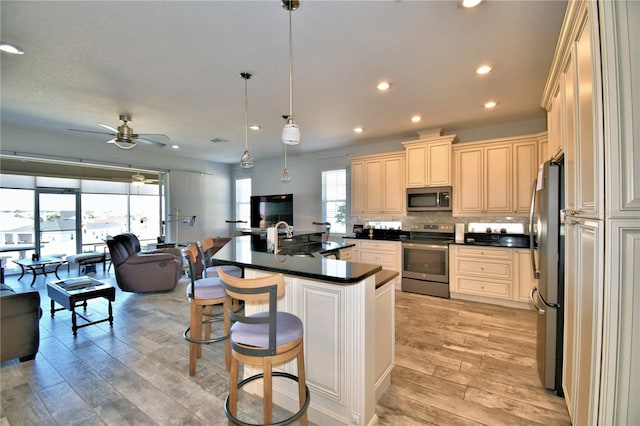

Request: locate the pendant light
(281, 145), (291, 182)
(281, 0), (300, 145)
(239, 72), (254, 168)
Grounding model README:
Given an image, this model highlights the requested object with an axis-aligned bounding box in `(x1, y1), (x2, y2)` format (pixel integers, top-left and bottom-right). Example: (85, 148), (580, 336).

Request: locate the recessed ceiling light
(249, 124), (261, 131)
(484, 101), (497, 109)
(459, 0), (483, 9)
(377, 81), (391, 91)
(353, 127), (364, 133)
(411, 115), (422, 123)
(0, 43), (24, 55)
(171, 144), (180, 149)
(476, 65), (492, 75)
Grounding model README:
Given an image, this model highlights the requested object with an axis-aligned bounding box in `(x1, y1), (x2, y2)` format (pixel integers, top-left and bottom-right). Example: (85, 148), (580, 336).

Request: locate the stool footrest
(224, 371), (310, 426)
(182, 320), (229, 345)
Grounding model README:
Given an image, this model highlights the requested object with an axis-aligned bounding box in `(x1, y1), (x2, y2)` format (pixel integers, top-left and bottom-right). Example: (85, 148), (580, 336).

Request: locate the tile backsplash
(349, 213), (530, 233)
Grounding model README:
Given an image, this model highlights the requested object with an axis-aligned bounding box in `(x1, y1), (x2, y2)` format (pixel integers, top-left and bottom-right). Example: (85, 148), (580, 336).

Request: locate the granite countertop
(454, 233), (532, 249)
(211, 235), (380, 284)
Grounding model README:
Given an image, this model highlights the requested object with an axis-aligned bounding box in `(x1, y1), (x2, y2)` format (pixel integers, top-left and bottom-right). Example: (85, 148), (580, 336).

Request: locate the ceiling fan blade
(98, 123), (119, 133)
(138, 133), (170, 141)
(136, 137), (167, 148)
(68, 128), (115, 136)
(107, 138), (137, 149)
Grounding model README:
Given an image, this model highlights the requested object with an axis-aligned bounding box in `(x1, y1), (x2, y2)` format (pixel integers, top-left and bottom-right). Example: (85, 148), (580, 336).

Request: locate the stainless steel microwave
(406, 186), (452, 212)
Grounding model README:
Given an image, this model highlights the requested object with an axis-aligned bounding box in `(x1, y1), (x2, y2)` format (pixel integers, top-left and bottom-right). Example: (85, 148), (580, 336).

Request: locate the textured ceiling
(0, 0), (566, 164)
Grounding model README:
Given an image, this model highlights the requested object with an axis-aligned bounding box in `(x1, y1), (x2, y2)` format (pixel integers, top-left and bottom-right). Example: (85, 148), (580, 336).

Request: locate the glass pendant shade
(281, 167), (291, 182)
(240, 149), (254, 168)
(282, 119), (300, 145)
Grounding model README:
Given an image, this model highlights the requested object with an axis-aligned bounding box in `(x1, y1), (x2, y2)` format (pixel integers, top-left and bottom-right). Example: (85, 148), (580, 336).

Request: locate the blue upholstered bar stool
(182, 244), (230, 376)
(217, 268), (309, 426)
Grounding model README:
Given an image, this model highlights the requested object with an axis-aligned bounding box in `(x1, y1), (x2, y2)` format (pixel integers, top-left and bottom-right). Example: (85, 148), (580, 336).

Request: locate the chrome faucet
(273, 221), (292, 254)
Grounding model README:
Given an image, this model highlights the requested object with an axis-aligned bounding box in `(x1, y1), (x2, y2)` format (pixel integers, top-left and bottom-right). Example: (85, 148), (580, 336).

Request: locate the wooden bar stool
(182, 244), (230, 376)
(217, 268), (310, 426)
(198, 237), (243, 279)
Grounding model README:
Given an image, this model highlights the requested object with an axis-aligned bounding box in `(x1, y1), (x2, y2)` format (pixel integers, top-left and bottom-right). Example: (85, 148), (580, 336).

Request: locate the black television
(250, 193), (294, 229)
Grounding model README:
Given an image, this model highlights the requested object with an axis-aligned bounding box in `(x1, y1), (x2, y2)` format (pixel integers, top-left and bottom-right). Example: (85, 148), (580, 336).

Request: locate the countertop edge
(211, 258), (382, 285)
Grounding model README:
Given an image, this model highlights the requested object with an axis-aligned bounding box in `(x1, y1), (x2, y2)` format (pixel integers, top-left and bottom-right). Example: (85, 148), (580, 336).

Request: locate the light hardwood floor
(1, 268), (570, 425)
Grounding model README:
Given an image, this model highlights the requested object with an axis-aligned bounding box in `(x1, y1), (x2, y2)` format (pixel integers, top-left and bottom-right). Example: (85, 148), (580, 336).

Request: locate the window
(235, 177), (251, 230)
(322, 169), (347, 234)
(0, 188), (35, 274)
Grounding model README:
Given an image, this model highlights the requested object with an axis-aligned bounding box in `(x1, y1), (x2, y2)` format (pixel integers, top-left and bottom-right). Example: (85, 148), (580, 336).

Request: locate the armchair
(107, 233), (183, 293)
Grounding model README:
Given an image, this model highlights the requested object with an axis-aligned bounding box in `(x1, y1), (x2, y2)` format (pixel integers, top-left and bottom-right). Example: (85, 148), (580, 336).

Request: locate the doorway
(35, 188), (81, 257)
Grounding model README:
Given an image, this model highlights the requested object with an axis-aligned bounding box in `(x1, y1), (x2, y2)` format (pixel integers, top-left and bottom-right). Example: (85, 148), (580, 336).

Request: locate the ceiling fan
(131, 172), (160, 185)
(69, 114), (169, 149)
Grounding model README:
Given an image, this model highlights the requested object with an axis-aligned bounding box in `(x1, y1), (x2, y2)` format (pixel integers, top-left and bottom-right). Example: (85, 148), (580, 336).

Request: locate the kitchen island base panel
(240, 268), (393, 426)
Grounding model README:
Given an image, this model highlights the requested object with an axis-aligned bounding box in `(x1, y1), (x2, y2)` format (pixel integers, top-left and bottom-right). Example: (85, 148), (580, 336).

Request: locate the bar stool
(182, 244), (230, 376)
(217, 268), (310, 426)
(198, 237), (243, 279)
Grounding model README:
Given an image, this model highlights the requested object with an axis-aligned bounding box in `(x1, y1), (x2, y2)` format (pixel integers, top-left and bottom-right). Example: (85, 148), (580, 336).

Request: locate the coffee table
(47, 277), (116, 336)
(13, 256), (68, 286)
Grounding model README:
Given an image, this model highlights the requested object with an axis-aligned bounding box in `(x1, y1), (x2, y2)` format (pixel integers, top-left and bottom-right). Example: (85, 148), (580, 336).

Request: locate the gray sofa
(1, 283), (41, 362)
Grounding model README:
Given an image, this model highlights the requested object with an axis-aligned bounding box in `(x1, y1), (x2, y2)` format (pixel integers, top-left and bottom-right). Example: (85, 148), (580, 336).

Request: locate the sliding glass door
(36, 188), (81, 257)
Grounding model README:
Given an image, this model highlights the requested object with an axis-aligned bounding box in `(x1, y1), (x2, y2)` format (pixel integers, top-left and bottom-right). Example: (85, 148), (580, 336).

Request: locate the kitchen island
(211, 235), (396, 426)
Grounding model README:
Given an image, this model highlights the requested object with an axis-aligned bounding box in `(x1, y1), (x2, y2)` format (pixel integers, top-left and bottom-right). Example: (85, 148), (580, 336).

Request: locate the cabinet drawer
(358, 240), (396, 252)
(456, 259), (512, 280)
(455, 245), (512, 260)
(456, 277), (511, 299)
(359, 250), (396, 268)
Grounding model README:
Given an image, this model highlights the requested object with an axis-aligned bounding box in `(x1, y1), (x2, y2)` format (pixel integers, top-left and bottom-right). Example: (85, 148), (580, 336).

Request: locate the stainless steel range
(401, 223), (454, 298)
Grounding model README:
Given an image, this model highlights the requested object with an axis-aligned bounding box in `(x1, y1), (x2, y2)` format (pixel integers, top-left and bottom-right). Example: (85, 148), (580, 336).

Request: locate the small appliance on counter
(352, 224), (364, 237)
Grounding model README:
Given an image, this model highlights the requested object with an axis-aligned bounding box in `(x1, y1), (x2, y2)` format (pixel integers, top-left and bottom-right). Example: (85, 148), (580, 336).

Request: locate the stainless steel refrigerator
(529, 159), (564, 396)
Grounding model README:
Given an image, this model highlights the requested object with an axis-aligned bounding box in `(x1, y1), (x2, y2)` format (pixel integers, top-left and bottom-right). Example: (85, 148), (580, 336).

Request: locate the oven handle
(402, 242), (449, 251)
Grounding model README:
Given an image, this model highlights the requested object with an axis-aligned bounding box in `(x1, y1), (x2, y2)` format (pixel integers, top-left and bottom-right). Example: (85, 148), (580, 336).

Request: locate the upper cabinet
(541, 1), (604, 220)
(452, 133), (543, 217)
(351, 151), (405, 215)
(402, 130), (457, 188)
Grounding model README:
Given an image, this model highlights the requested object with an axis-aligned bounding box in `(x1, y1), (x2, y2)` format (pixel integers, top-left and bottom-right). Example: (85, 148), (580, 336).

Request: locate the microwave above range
(406, 186), (452, 212)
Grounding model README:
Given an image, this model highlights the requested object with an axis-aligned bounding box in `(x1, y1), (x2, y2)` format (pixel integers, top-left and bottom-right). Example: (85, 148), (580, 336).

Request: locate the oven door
(402, 242), (449, 283)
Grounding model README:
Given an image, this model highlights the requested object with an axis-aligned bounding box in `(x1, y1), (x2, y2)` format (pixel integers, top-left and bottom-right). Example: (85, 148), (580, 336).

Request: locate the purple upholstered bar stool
(217, 268), (309, 426)
(182, 244), (230, 376)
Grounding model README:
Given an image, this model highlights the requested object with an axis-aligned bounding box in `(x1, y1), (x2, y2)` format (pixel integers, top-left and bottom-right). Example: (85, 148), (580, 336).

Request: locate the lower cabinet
(349, 239), (402, 286)
(338, 247), (353, 260)
(449, 245), (538, 308)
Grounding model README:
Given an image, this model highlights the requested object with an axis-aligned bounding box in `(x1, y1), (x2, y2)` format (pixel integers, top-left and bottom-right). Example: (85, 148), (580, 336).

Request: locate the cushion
(186, 277), (225, 300)
(231, 312), (303, 349)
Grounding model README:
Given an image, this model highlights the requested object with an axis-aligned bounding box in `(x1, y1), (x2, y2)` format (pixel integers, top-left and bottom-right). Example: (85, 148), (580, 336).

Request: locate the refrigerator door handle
(538, 289), (560, 309)
(529, 178), (541, 279)
(529, 286), (545, 314)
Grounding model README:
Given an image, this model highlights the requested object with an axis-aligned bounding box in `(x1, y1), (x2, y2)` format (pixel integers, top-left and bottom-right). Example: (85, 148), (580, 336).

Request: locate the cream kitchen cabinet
(450, 245), (513, 300)
(514, 249), (538, 303)
(351, 239), (402, 286)
(450, 245), (538, 308)
(453, 133), (543, 217)
(402, 135), (456, 188)
(453, 143), (512, 216)
(541, 1), (639, 424)
(350, 152), (405, 215)
(513, 139), (540, 214)
(563, 218), (603, 426)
